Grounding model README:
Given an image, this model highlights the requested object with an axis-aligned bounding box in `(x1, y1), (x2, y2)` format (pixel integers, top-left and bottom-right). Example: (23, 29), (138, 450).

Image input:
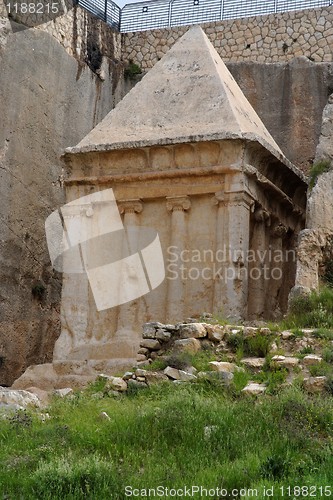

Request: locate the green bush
(124, 60), (142, 80)
(309, 159), (332, 189)
(226, 331), (273, 357)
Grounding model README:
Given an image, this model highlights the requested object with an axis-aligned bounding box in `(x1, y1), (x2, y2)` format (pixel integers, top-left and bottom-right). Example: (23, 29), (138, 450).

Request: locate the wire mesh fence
(76, 0), (333, 33)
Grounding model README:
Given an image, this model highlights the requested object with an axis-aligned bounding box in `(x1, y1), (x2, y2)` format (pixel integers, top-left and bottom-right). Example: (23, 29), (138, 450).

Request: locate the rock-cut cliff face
(0, 12), (124, 386)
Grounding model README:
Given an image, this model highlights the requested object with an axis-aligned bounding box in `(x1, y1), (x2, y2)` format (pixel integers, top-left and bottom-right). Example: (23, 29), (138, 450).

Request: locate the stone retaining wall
(122, 6), (333, 70)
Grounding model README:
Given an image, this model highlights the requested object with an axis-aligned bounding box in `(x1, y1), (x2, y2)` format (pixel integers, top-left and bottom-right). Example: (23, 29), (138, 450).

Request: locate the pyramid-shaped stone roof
(67, 26), (283, 158)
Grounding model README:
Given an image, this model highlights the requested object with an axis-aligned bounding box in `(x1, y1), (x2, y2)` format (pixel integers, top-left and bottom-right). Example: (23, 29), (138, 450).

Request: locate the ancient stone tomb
(14, 27), (307, 387)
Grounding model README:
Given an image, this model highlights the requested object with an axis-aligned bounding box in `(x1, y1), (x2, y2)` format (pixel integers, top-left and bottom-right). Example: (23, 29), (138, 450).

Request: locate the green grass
(285, 287), (333, 329)
(1, 384), (333, 498)
(226, 331), (275, 357)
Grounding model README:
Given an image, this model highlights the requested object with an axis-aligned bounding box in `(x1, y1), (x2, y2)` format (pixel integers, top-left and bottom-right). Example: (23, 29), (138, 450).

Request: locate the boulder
(178, 370), (197, 382)
(164, 366), (181, 380)
(144, 372), (169, 385)
(272, 356), (299, 368)
(240, 358), (266, 369)
(53, 388), (73, 397)
(303, 354), (323, 366)
(174, 338), (201, 354)
(204, 324), (225, 342)
(0, 388), (41, 408)
(208, 361), (241, 373)
(105, 377), (128, 392)
(155, 329), (172, 342)
(140, 339), (161, 350)
(242, 383), (267, 395)
(303, 376), (327, 393)
(178, 323), (207, 339)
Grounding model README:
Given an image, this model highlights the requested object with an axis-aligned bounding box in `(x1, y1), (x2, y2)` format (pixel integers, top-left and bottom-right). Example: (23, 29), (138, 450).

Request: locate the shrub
(309, 159), (332, 189)
(286, 287), (333, 329)
(124, 60), (142, 80)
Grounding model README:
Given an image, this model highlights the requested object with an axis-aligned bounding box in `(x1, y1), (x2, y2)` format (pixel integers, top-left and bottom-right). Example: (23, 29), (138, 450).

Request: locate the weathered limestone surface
(291, 92), (333, 297)
(0, 20), (123, 386)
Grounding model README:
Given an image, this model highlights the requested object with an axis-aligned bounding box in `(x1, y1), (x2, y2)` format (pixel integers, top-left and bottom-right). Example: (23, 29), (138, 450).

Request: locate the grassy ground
(1, 382), (333, 499)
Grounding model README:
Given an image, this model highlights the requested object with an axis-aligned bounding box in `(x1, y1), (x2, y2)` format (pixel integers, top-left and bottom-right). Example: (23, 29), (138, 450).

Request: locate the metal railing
(77, 0), (121, 29)
(76, 0), (333, 33)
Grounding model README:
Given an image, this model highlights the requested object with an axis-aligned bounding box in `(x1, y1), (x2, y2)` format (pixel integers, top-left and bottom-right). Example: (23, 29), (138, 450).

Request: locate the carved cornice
(166, 196), (191, 212)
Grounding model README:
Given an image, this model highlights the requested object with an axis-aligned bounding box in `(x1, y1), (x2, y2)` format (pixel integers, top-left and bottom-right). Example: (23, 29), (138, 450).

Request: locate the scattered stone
(155, 329), (172, 342)
(140, 339), (161, 350)
(204, 324), (225, 342)
(142, 326), (157, 339)
(97, 374), (112, 382)
(243, 327), (258, 337)
(25, 387), (49, 406)
(178, 370), (197, 382)
(242, 383), (267, 395)
(272, 356), (299, 368)
(137, 354), (148, 362)
(174, 338), (201, 354)
(303, 354), (323, 366)
(260, 328), (271, 335)
(105, 377), (128, 392)
(135, 369), (147, 377)
(302, 329), (315, 335)
(209, 361), (241, 373)
(137, 360), (151, 368)
(99, 411), (111, 421)
(0, 389), (40, 409)
(270, 342), (278, 352)
(303, 376), (327, 393)
(138, 348), (149, 355)
(197, 371), (234, 384)
(136, 376), (146, 382)
(144, 372), (169, 385)
(122, 372), (134, 381)
(281, 330), (293, 340)
(127, 379), (147, 390)
(163, 366), (181, 380)
(178, 323), (207, 339)
(53, 388), (73, 398)
(240, 357), (266, 369)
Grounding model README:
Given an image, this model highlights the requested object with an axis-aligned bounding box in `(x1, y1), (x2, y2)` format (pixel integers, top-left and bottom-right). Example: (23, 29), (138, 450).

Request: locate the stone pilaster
(218, 190), (254, 320)
(166, 196), (191, 322)
(116, 199), (143, 340)
(267, 221), (288, 317)
(248, 207), (270, 319)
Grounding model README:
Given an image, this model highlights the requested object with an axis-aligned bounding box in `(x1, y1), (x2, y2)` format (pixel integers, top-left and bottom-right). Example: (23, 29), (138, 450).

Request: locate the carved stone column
(267, 221), (288, 318)
(116, 199), (143, 350)
(212, 191), (226, 315)
(220, 190), (254, 320)
(166, 196), (191, 322)
(248, 207), (270, 319)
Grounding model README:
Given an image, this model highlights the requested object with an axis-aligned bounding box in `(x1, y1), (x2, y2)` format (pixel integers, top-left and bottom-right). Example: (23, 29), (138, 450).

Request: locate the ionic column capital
(118, 199), (143, 215)
(166, 196), (191, 212)
(271, 222), (288, 238)
(254, 207), (271, 226)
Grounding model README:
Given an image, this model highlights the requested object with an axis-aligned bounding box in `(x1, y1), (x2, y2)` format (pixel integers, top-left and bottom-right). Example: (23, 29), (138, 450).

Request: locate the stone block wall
(122, 6), (333, 70)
